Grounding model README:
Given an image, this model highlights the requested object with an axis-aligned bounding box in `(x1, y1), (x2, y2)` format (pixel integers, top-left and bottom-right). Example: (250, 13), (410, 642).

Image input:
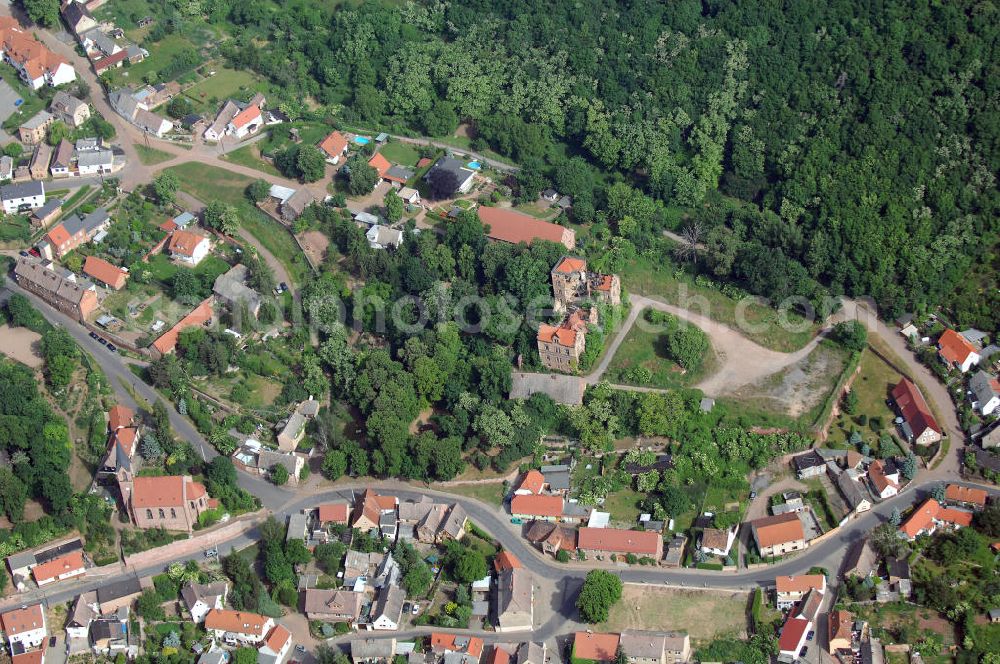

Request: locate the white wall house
(1, 181), (45, 214)
(1, 604), (48, 653)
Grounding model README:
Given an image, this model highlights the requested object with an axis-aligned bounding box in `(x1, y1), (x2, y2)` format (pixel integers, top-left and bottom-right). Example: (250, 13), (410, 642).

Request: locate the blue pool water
(354, 136), (371, 145)
(467, 161), (482, 169)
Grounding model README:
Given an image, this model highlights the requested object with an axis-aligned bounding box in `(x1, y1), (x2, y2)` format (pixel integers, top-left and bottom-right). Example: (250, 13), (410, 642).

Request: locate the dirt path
(0, 324), (42, 367)
(588, 295), (828, 397)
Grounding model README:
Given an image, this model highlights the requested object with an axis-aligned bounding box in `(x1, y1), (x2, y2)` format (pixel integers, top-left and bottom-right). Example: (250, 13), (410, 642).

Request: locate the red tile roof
(899, 498), (973, 539)
(779, 617), (809, 654)
(553, 256), (586, 273)
(945, 484), (987, 507)
(938, 329), (977, 366)
(537, 323), (577, 347)
(93, 49), (128, 73)
(152, 297), (213, 354)
(775, 574), (825, 595)
(517, 470), (545, 494)
(319, 131), (348, 159)
(577, 527), (663, 556)
(430, 633), (483, 658)
(751, 513), (805, 548)
(114, 427), (138, 457)
(510, 494), (564, 518)
(168, 229), (209, 257)
(1, 604), (44, 636)
(573, 632), (620, 662)
(416, 157), (432, 168)
(46, 224), (71, 249)
(12, 649), (45, 664)
(264, 624), (291, 653)
(486, 647), (510, 664)
(108, 404), (134, 431)
(318, 503), (350, 524)
(31, 550), (85, 583)
(230, 104), (262, 130)
(891, 379), (941, 436)
(205, 609), (270, 637)
(494, 551), (521, 573)
(828, 609), (854, 645)
(368, 152), (391, 177)
(478, 206), (575, 248)
(868, 460), (899, 495)
(83, 255), (127, 289)
(131, 476), (184, 508)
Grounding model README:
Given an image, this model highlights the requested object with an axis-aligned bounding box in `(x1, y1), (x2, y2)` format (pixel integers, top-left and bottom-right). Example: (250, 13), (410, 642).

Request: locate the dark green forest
(201, 0), (1000, 323)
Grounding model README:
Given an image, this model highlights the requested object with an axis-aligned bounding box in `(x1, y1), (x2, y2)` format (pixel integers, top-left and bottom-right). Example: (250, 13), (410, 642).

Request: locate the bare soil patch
(298, 230), (330, 267)
(0, 324), (43, 367)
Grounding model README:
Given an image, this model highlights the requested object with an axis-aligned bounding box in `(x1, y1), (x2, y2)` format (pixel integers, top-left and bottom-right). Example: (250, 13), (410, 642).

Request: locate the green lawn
(833, 347), (904, 445)
(602, 489), (644, 524)
(619, 254), (820, 352)
(182, 67), (261, 113)
(162, 162), (254, 207)
(145, 253), (229, 285)
(239, 206), (310, 284)
(135, 145), (175, 166)
(0, 63), (44, 131)
(221, 144), (281, 176)
(378, 141), (420, 167)
(605, 322), (720, 389)
(106, 34), (201, 87)
(438, 483), (506, 508)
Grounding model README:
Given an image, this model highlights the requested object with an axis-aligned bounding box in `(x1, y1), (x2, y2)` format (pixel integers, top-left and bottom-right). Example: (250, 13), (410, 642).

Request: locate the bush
(555, 550), (570, 563)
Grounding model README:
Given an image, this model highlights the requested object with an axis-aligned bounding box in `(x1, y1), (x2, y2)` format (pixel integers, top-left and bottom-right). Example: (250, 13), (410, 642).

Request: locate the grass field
(601, 489), (644, 524)
(162, 162), (254, 206)
(221, 144), (280, 176)
(834, 347), (904, 442)
(182, 67), (261, 113)
(239, 206), (310, 284)
(619, 255), (820, 352)
(605, 322), (720, 389)
(107, 34), (201, 87)
(145, 253), (230, 285)
(600, 586), (749, 641)
(378, 141), (420, 166)
(0, 63), (44, 131)
(135, 145), (175, 166)
(438, 483), (506, 508)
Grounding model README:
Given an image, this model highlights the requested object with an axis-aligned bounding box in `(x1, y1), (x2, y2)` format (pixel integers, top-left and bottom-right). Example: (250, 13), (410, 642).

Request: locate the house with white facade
(1, 604), (47, 653)
(1, 181), (45, 214)
(181, 582), (227, 624)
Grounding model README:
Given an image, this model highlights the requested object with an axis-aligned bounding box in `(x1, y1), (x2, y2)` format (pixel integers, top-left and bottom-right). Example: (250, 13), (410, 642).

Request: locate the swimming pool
(467, 161), (482, 169)
(354, 136), (371, 145)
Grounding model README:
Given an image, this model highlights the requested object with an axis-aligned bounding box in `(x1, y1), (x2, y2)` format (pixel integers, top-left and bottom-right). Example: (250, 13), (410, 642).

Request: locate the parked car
(89, 331), (99, 340)
(807, 631), (815, 641)
(295, 645), (306, 653)
(97, 337), (107, 345)
(19, 250), (29, 257)
(204, 548), (218, 558)
(280, 282), (289, 293)
(801, 647), (809, 657)
(749, 491), (757, 500)
(510, 517), (523, 525)
(106, 344), (117, 353)
(411, 603), (419, 615)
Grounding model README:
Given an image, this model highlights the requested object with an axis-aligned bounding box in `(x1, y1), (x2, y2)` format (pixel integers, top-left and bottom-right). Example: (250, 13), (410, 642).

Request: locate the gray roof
(280, 412), (306, 441)
(516, 643), (545, 664)
(77, 149), (113, 169)
(126, 44), (143, 60)
(961, 329), (988, 345)
(367, 225), (403, 248)
(372, 584), (405, 624)
(1, 180), (45, 200)
(180, 581), (227, 611)
(354, 211), (380, 225)
(5, 550), (37, 572)
(970, 370), (999, 407)
(22, 110), (53, 130)
(199, 650), (228, 664)
(544, 470), (570, 491)
(287, 513), (309, 541)
(110, 89), (140, 120)
(97, 574), (143, 604)
(385, 165), (414, 181)
(509, 372), (586, 405)
(64, 207), (110, 237)
(14, 259), (91, 307)
(836, 473), (868, 509)
(283, 187), (316, 218)
(75, 137), (100, 151)
(85, 30), (118, 56)
(351, 638), (396, 661)
(134, 108), (171, 134)
(259, 448), (299, 475)
(62, 1), (95, 29)
(426, 157), (474, 184)
(213, 265), (261, 313)
(50, 91), (87, 117)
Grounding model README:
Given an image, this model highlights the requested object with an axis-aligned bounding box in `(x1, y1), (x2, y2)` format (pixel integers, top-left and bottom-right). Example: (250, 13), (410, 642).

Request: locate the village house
(203, 100), (240, 142)
(50, 91), (90, 127)
(514, 470), (545, 495)
(523, 520), (577, 556)
(302, 589), (365, 624)
(50, 139), (74, 177)
(227, 94), (266, 139)
(168, 229), (212, 265)
(30, 198), (62, 228)
(944, 484), (988, 509)
(28, 142), (52, 180)
(938, 329), (980, 373)
(0, 17), (76, 89)
(259, 625), (292, 664)
(494, 552), (532, 632)
(898, 498), (974, 540)
(366, 225), (404, 250)
(109, 88), (173, 137)
(2, 181), (45, 214)
(352, 490), (398, 532)
(13, 258), (97, 321)
(577, 527), (664, 560)
(1, 604), (47, 655)
(749, 513), (807, 557)
(152, 297), (214, 355)
(793, 449), (827, 479)
(478, 206), (576, 250)
(18, 110), (53, 145)
(890, 379), (942, 446)
(369, 584), (405, 631)
(119, 474), (213, 532)
(0, 154), (12, 180)
(39, 207), (111, 259)
(181, 581), (227, 623)
(317, 502), (350, 527)
(572, 632), (691, 664)
(77, 148), (114, 175)
(510, 494), (565, 522)
(319, 131), (348, 164)
(424, 156), (476, 196)
(351, 638), (397, 664)
(836, 472), (872, 514)
(430, 634), (484, 663)
(828, 609), (855, 654)
(700, 527), (736, 557)
(5, 538), (84, 591)
(96, 575), (147, 615)
(213, 265), (262, 318)
(61, 1), (98, 37)
(277, 413), (306, 452)
(550, 256), (622, 313)
(31, 549), (86, 586)
(83, 255), (128, 290)
(970, 370), (1000, 416)
(775, 574), (826, 610)
(868, 459), (900, 499)
(65, 592), (96, 652)
(204, 609), (274, 646)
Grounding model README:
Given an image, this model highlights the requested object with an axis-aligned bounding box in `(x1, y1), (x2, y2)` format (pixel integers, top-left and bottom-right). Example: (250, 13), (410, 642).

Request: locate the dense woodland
(168, 0), (1000, 324)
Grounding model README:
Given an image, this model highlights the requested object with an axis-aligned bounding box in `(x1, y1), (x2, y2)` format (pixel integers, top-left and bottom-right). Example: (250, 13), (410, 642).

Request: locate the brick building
(119, 474), (213, 532)
(550, 256), (622, 313)
(13, 257), (97, 321)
